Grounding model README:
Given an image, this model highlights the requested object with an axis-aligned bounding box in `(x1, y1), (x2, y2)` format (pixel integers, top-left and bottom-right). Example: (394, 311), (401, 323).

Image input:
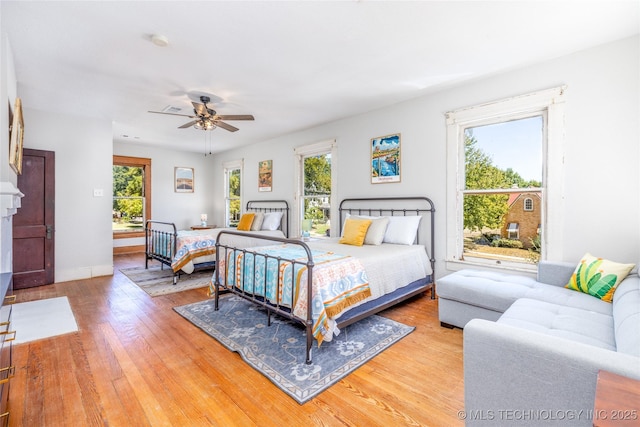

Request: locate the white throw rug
(12, 296), (79, 344)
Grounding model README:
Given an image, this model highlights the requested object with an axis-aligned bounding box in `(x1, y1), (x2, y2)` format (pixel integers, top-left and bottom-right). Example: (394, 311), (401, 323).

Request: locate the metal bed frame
(213, 196), (435, 364)
(144, 200), (290, 284)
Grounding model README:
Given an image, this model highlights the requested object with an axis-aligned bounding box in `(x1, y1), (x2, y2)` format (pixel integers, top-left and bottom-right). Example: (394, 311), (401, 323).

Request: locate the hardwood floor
(9, 254), (464, 426)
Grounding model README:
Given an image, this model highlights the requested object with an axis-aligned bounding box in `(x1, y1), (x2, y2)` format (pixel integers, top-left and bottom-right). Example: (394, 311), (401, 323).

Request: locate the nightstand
(191, 225), (216, 230)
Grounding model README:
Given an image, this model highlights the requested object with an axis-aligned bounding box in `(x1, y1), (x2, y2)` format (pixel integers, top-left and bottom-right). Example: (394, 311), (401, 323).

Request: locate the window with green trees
(113, 156), (151, 235)
(462, 116), (542, 265)
(225, 166), (241, 227)
(446, 87), (566, 269)
(302, 153), (331, 238)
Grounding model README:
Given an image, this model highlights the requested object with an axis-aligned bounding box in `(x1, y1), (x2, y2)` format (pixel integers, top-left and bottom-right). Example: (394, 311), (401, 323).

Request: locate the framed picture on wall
(371, 133), (401, 184)
(258, 159), (272, 192)
(9, 97), (24, 175)
(174, 167), (194, 193)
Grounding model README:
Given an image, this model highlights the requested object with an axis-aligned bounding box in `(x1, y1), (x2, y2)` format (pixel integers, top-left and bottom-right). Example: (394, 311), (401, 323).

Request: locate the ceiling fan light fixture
(150, 34), (169, 47)
(194, 120), (215, 131)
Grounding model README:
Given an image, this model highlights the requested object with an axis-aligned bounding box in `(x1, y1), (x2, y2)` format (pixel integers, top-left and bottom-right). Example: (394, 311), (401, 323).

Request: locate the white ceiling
(3, 1), (639, 154)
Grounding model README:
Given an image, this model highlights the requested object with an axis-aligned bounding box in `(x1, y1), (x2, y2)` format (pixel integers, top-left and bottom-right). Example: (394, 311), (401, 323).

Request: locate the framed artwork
(174, 167), (194, 193)
(258, 159), (272, 192)
(371, 133), (401, 184)
(9, 97), (24, 175)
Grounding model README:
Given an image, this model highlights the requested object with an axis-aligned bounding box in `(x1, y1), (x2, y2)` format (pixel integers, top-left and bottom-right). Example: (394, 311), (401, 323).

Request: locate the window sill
(445, 258), (537, 278)
(113, 231), (144, 239)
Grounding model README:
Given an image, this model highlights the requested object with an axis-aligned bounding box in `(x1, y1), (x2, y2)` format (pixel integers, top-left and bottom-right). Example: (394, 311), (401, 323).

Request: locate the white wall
(212, 36), (640, 278)
(113, 141), (217, 248)
(8, 35), (639, 284)
(22, 108), (114, 282)
(0, 26), (19, 275)
(1, 35), (17, 185)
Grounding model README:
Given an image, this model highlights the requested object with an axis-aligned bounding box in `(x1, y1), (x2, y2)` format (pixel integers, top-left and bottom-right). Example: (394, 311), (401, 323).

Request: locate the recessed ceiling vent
(162, 105), (183, 113)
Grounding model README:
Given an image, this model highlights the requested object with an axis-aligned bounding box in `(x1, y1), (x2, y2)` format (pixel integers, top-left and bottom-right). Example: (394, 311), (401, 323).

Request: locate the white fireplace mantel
(0, 181), (24, 218)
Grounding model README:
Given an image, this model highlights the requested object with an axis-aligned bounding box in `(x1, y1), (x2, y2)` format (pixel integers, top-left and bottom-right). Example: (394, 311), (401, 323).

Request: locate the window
(524, 198), (534, 211)
(113, 155), (151, 238)
(224, 160), (242, 227)
(446, 87), (566, 270)
(507, 223), (520, 240)
(294, 140), (337, 238)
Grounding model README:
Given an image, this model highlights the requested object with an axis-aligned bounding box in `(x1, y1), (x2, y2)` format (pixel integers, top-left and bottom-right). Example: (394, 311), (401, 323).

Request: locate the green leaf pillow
(565, 253), (635, 302)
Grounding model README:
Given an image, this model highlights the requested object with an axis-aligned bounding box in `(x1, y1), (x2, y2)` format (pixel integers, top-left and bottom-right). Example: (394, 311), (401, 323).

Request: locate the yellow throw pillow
(237, 213), (255, 231)
(565, 253), (635, 302)
(339, 218), (372, 246)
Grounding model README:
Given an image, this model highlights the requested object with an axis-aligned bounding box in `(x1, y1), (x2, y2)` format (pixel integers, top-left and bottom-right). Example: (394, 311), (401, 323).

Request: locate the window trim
(113, 155), (151, 239)
(293, 139), (337, 238)
(445, 86), (566, 272)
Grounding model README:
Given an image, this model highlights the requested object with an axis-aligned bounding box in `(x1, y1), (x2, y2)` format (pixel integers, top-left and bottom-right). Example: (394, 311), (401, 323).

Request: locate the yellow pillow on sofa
(339, 218), (372, 246)
(237, 213), (255, 231)
(565, 253), (635, 302)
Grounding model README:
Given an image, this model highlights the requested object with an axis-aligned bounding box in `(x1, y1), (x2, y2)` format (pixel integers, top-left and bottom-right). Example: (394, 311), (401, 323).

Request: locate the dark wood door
(13, 148), (55, 289)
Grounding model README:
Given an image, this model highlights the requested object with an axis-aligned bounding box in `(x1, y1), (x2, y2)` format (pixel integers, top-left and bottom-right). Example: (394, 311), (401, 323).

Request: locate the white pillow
(261, 211), (283, 231)
(382, 216), (422, 245)
(250, 212), (264, 231)
(349, 215), (389, 245)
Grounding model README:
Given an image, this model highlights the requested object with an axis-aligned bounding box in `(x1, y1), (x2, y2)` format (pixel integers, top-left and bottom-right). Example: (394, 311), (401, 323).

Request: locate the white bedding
(213, 236), (432, 343)
(305, 238), (432, 301)
(178, 228), (285, 274)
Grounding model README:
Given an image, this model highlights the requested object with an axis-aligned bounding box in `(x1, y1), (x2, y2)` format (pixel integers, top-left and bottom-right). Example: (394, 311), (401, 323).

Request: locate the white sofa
(437, 261), (640, 426)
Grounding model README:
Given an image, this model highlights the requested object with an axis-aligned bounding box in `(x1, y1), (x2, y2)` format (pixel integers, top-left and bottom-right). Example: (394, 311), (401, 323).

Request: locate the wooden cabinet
(593, 370), (640, 427)
(0, 273), (15, 427)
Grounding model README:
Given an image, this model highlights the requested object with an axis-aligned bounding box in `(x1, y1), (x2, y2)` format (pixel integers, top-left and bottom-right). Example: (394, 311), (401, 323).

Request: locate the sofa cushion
(565, 253), (635, 302)
(498, 298), (616, 351)
(437, 269), (611, 315)
(612, 274), (640, 357)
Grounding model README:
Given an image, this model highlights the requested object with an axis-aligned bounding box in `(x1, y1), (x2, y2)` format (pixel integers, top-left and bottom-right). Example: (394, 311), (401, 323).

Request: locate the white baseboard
(56, 264), (114, 283)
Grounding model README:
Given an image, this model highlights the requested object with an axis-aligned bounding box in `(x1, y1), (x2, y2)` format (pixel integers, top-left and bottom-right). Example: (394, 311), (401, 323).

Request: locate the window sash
(524, 198), (534, 211)
(294, 140), (337, 238)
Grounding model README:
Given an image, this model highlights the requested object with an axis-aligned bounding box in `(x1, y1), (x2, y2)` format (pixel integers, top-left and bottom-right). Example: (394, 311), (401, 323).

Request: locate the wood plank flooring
(9, 254), (464, 426)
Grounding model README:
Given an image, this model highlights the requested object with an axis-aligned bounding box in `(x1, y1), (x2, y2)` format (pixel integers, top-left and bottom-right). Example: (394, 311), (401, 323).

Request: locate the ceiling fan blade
(216, 114), (254, 121)
(214, 121), (239, 132)
(192, 102), (210, 117)
(178, 120), (199, 129)
(148, 111), (195, 118)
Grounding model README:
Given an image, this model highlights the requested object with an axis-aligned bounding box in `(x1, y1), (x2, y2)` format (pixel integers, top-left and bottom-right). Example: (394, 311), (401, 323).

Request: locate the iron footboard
(214, 230), (316, 364)
(145, 220), (179, 284)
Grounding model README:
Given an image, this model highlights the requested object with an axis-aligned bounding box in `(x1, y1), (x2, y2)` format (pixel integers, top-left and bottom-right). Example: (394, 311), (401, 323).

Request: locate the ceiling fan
(148, 95), (254, 132)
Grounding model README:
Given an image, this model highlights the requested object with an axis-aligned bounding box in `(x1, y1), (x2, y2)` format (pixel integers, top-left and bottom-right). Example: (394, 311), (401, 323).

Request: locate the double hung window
(294, 140), (337, 238)
(112, 155), (151, 238)
(446, 87), (566, 270)
(224, 160), (242, 227)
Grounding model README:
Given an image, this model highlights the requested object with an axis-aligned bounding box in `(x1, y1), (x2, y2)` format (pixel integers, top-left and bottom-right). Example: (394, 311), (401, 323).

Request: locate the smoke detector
(150, 34), (169, 47)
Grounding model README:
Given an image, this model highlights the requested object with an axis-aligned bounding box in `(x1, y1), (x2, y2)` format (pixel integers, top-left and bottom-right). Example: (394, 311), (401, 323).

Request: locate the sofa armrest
(463, 319), (640, 426)
(537, 260), (576, 287)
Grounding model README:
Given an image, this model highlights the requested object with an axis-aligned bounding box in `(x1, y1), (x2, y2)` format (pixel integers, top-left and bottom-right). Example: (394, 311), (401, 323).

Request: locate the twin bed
(144, 200), (289, 283)
(212, 196), (435, 364)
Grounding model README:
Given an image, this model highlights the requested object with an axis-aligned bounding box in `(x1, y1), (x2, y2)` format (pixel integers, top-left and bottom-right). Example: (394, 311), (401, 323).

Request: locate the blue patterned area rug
(174, 295), (414, 404)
